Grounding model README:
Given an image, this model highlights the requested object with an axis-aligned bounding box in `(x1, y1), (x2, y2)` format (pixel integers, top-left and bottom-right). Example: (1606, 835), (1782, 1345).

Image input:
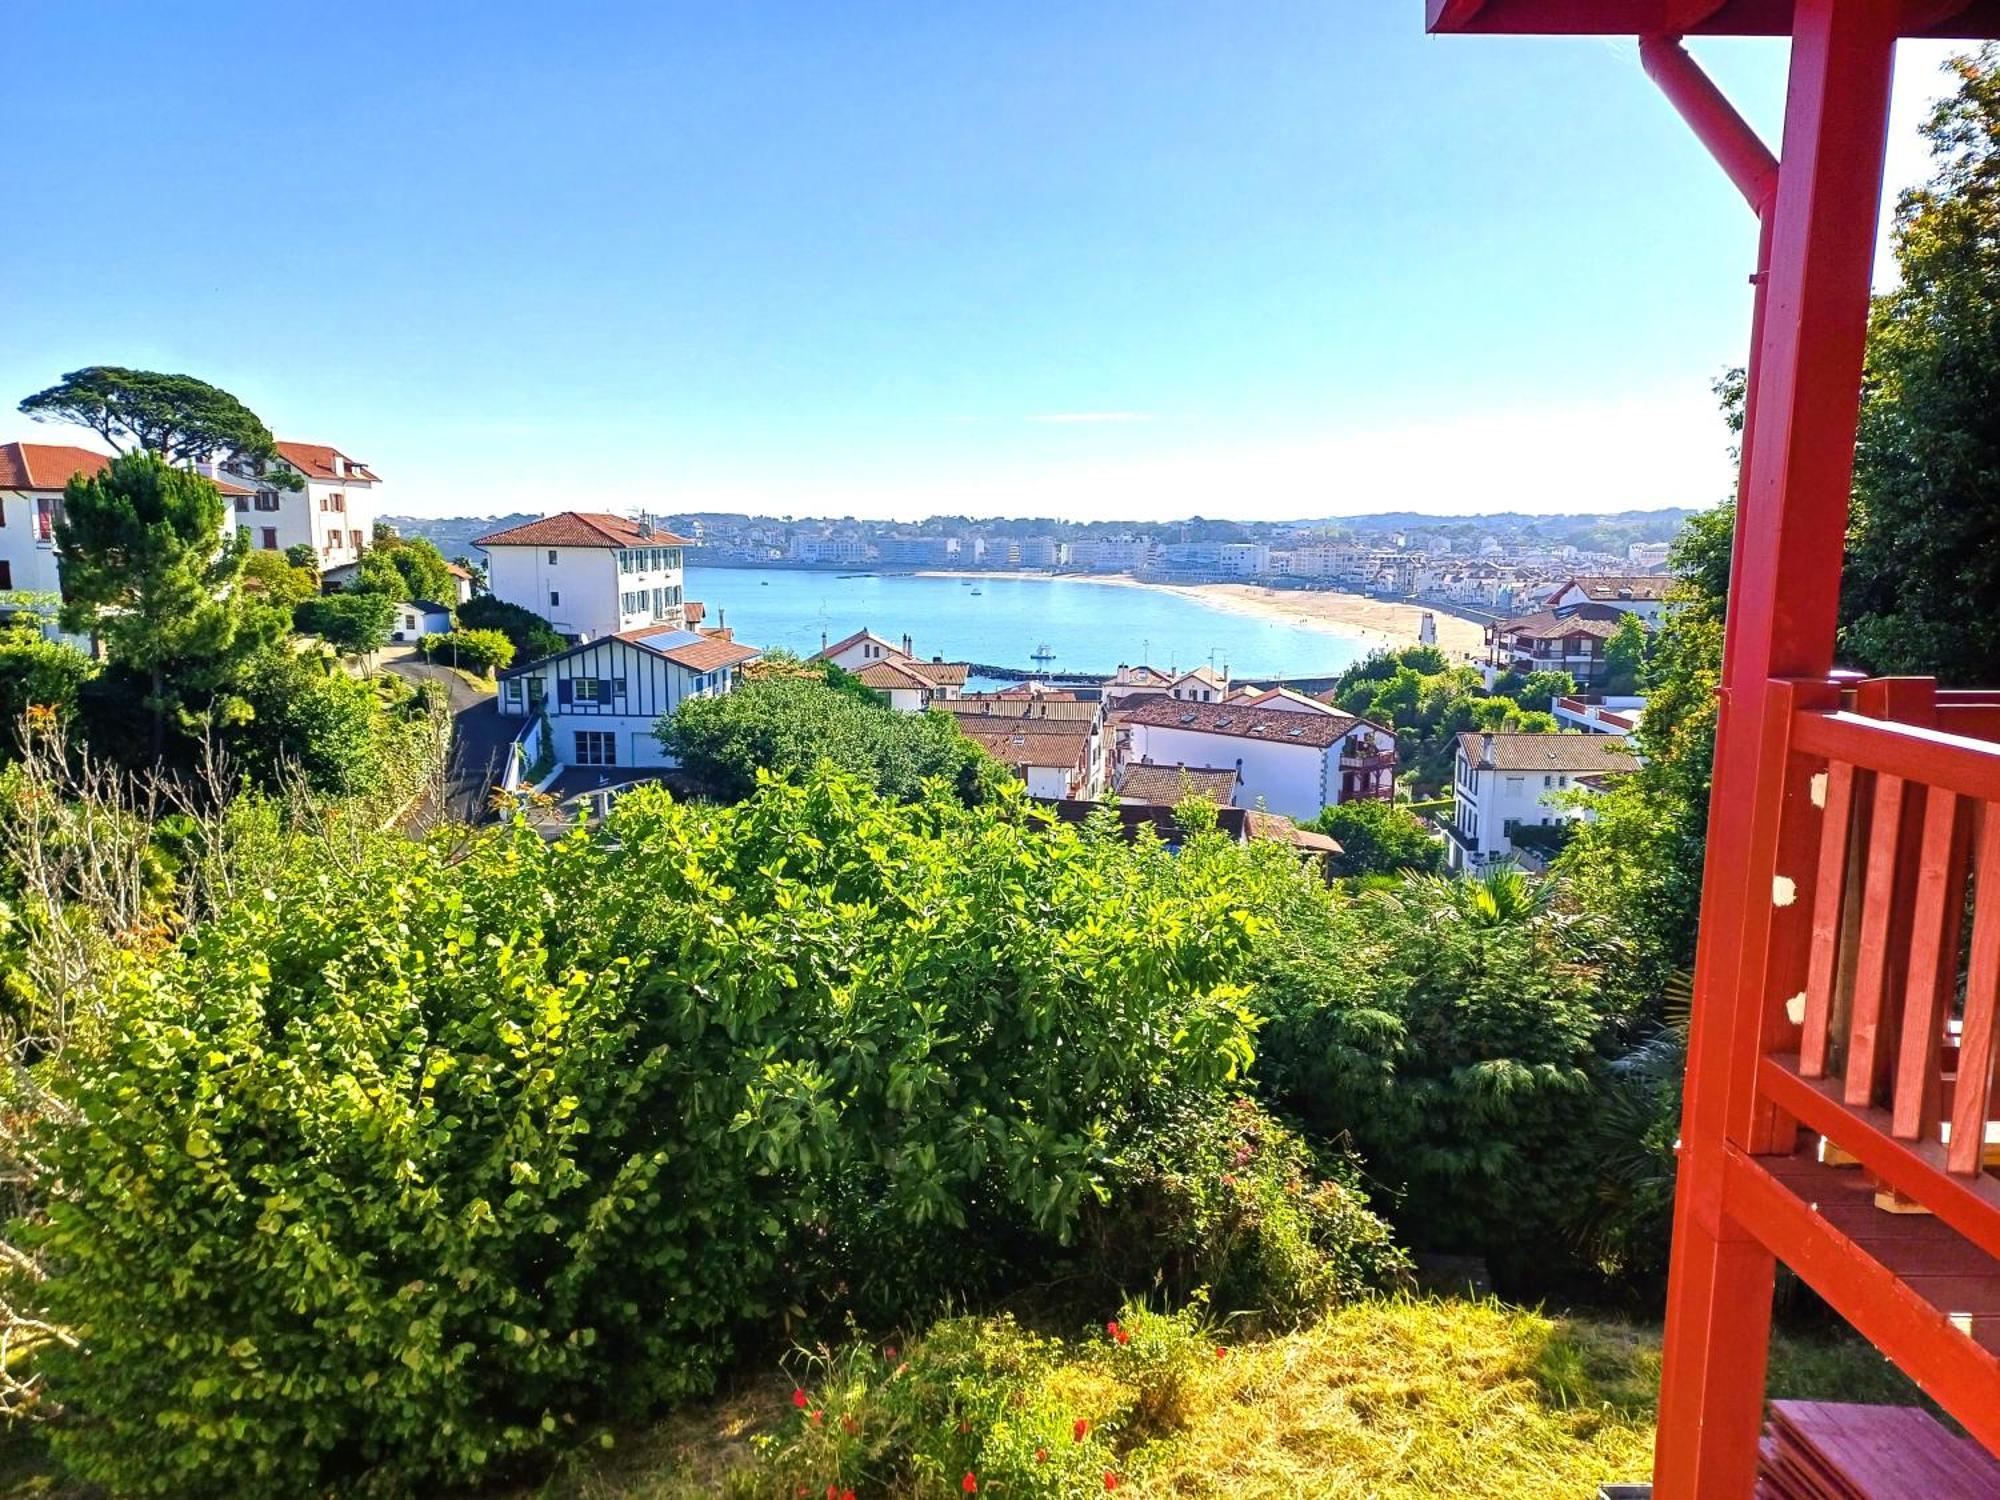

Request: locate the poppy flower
(811, 1410), (824, 1426)
(1104, 1472), (1121, 1490)
(1216, 1346), (1228, 1359)
(884, 1346), (898, 1361)
(962, 1474), (979, 1494)
(1074, 1417), (1089, 1442)
(827, 1487), (840, 1500)
(1036, 1447), (1049, 1463)
(793, 1388), (809, 1409)
(842, 1492), (855, 1500)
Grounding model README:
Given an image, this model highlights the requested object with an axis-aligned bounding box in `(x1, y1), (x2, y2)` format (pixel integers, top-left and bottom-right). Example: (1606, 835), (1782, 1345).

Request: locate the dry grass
(514, 1296), (1918, 1500)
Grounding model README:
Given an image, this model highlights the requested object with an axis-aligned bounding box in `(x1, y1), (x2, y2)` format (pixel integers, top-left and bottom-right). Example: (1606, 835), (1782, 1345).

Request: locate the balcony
(1732, 677), (2000, 1455)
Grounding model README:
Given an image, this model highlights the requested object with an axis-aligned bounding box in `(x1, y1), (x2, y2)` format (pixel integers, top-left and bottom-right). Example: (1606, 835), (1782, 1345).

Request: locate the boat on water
(1030, 643), (1056, 663)
(969, 588), (983, 596)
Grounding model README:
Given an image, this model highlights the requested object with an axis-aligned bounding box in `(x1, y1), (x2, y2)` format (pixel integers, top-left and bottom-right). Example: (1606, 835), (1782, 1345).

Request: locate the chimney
(1480, 733), (1495, 768)
(821, 628), (828, 652)
(902, 633), (913, 656)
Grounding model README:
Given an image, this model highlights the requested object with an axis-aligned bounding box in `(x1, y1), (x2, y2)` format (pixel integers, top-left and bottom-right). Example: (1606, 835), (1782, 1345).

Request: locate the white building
(789, 534), (871, 567)
(1070, 537), (1155, 573)
(218, 440), (380, 567)
(1550, 695), (1646, 736)
(477, 512), (692, 644)
(390, 601), (454, 641)
(815, 629), (910, 672)
(1152, 541), (1270, 578)
(1543, 575), (1670, 625)
(1626, 542), (1673, 569)
(497, 625), (761, 773)
(1444, 732), (1639, 872)
(1, 441), (251, 626)
(813, 630), (970, 711)
(1116, 696), (1395, 821)
(945, 696), (1107, 796)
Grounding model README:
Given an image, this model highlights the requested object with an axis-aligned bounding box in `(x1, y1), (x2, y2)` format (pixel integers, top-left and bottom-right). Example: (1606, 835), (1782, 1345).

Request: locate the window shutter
(556, 679), (573, 706)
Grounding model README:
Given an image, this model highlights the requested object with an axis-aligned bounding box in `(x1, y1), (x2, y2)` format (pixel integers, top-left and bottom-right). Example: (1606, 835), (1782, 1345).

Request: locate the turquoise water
(686, 566), (1371, 681)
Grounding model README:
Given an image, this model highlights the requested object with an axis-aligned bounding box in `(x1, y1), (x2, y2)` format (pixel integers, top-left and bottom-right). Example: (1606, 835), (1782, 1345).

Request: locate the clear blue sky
(0, 4), (1964, 522)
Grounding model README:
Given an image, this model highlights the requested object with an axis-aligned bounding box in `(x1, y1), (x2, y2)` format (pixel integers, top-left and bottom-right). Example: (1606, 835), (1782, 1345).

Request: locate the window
(574, 677), (601, 703)
(329, 492), (345, 513)
(549, 590), (560, 607)
(234, 495), (249, 513)
(1505, 775), (1525, 793)
(261, 528), (278, 550)
(34, 498), (55, 541)
(548, 549), (558, 565)
(0, 561), (12, 589)
(503, 679), (525, 707)
(1544, 774), (1556, 788)
(574, 730), (617, 766)
(255, 491), (281, 511)
(349, 529), (363, 551)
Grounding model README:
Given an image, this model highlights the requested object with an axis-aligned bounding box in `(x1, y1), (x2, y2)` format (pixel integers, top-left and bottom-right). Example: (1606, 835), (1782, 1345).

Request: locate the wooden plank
(1846, 772), (1906, 1106)
(1725, 1147), (2000, 1460)
(1803, 758), (1857, 1077)
(1759, 1055), (2000, 1261)
(1896, 790), (1973, 1140)
(1794, 711), (2000, 804)
(1951, 807), (2000, 1175)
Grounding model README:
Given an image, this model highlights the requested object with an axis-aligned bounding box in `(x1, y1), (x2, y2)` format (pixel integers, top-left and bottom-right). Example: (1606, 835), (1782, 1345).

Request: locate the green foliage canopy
(295, 591), (396, 658)
(457, 594), (567, 665)
(1311, 798), (1443, 879)
(19, 366), (277, 465)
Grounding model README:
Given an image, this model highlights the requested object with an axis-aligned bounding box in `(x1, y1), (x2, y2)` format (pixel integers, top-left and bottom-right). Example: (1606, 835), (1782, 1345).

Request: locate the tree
(19, 366), (277, 466)
(55, 453), (284, 756)
(295, 592), (396, 660)
(1311, 799), (1443, 878)
(1599, 614), (1650, 697)
(354, 533), (455, 605)
(456, 595), (566, 664)
(1507, 669), (1578, 714)
(284, 542), (319, 571)
(241, 549), (321, 609)
(419, 628), (514, 675)
(0, 625), (95, 746)
(226, 649), (390, 796)
(660, 675), (1003, 805)
(1844, 46), (2000, 683)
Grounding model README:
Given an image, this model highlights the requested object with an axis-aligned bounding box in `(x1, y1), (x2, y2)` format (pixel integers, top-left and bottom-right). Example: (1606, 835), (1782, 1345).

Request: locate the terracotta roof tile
(1117, 763), (1239, 803)
(0, 441), (111, 489)
(475, 511), (694, 549)
(275, 440), (379, 484)
(1455, 731), (1640, 774)
(1118, 695), (1370, 749)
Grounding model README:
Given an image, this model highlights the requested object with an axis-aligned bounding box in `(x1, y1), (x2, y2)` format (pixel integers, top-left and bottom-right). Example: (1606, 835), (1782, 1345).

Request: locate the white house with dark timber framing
(497, 625), (761, 772)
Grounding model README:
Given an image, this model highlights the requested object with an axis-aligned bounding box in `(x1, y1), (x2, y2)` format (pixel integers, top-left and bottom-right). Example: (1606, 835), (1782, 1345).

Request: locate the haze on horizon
(0, 5), (1966, 524)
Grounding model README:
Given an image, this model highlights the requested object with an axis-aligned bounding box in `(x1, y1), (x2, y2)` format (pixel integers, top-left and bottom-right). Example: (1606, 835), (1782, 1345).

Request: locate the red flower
(1216, 1346), (1228, 1359)
(827, 1487), (840, 1500)
(1104, 1471), (1121, 1490)
(962, 1474), (979, 1494)
(810, 1409), (824, 1426)
(884, 1346), (898, 1361)
(841, 1414), (859, 1435)
(842, 1492), (855, 1500)
(1074, 1418), (1089, 1442)
(793, 1388), (809, 1409)
(1105, 1320), (1120, 1341)
(958, 1418), (971, 1434)
(1036, 1447), (1049, 1463)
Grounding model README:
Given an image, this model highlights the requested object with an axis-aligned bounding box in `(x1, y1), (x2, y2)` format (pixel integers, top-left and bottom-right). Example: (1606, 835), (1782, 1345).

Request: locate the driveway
(384, 658), (517, 822)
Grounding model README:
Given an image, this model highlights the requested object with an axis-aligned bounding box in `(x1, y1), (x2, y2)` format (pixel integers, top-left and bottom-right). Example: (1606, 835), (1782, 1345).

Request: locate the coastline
(910, 569), (1487, 658)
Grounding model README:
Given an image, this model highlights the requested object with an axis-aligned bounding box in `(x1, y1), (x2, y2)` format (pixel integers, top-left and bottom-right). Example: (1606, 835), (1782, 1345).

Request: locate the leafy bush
(294, 591), (396, 657)
(1080, 1095), (1407, 1324)
(660, 674), (1008, 805)
(760, 1303), (1219, 1497)
(419, 627), (514, 675)
(1312, 798), (1442, 878)
(23, 771), (1267, 1496)
(225, 649), (396, 797)
(0, 626), (95, 747)
(1252, 867), (1632, 1288)
(457, 595), (566, 665)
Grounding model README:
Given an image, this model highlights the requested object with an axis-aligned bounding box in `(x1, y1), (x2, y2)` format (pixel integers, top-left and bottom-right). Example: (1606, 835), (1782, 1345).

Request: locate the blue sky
(0, 4), (1966, 521)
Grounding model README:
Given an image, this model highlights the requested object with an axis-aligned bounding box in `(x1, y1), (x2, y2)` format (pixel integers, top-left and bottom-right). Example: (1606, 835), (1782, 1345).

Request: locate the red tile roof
(0, 441), (111, 490)
(1116, 762), (1239, 803)
(274, 441), (379, 484)
(812, 629), (903, 661)
(614, 628), (760, 673)
(1495, 606), (1624, 641)
(1118, 695), (1369, 749)
(475, 511), (694, 549)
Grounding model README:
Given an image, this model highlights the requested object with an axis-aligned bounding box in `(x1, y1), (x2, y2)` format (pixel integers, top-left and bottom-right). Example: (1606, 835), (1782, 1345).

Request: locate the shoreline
(908, 569), (1487, 658)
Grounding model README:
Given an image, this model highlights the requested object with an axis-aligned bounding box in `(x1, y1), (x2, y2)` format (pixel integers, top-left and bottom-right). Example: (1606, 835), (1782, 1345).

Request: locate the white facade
(219, 441), (379, 567)
(0, 489), (64, 600)
(816, 630), (906, 671)
(477, 515), (691, 644)
(1119, 716), (1391, 822)
(1444, 733), (1639, 872)
(390, 603), (454, 641)
(497, 628), (758, 772)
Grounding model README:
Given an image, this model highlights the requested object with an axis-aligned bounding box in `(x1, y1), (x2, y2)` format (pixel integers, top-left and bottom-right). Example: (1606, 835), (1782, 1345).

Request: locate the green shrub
(294, 591), (395, 657)
(457, 595), (566, 664)
(420, 627), (514, 675)
(1080, 1095), (1407, 1324)
(23, 770), (1265, 1496)
(1312, 799), (1443, 878)
(0, 625), (94, 747)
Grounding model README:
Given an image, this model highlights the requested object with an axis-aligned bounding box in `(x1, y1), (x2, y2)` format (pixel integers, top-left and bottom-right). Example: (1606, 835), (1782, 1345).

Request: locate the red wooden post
(1654, 4), (1899, 1495)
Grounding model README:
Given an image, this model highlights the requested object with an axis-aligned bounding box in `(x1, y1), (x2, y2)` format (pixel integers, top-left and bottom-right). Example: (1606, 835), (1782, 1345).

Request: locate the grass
(0, 1295), (1922, 1500)
(508, 1295), (1922, 1500)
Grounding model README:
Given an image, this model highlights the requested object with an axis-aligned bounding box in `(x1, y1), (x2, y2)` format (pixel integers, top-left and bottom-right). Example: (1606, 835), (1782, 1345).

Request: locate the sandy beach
(914, 570), (1487, 659)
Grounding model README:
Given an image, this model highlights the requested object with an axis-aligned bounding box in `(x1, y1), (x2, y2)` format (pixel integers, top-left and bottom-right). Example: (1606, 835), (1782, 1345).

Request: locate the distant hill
(381, 514), (538, 560)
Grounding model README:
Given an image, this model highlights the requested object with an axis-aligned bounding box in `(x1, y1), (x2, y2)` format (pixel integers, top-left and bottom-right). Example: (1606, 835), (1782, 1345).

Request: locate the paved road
(384, 659), (517, 822)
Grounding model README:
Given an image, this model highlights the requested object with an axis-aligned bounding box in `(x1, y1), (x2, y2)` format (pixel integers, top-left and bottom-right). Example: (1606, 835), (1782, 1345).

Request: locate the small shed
(391, 601), (454, 641)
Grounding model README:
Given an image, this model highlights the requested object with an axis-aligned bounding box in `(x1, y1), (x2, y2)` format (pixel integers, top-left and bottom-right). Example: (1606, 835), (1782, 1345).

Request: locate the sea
(685, 565), (1374, 685)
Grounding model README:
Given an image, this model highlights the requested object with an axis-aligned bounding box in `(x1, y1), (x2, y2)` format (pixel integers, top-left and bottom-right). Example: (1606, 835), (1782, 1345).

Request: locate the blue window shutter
(556, 679), (573, 706)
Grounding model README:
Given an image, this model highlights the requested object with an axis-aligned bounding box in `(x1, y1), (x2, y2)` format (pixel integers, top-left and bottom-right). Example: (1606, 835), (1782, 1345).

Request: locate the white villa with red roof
(215, 440), (380, 565)
(1115, 692), (1395, 821)
(812, 630), (971, 711)
(2, 441), (254, 605)
(477, 512), (691, 643)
